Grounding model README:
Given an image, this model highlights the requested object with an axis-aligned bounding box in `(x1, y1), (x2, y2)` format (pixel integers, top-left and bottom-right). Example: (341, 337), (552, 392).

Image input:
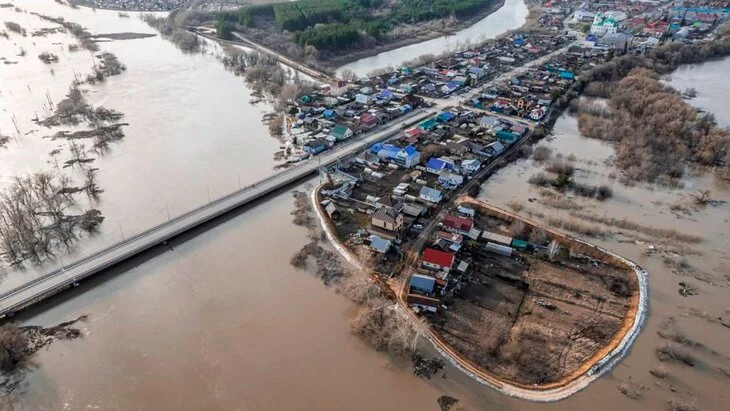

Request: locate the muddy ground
(431, 210), (635, 386)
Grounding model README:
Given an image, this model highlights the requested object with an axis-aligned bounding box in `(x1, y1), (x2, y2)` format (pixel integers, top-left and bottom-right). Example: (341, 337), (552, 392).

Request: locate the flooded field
(478, 57), (730, 410)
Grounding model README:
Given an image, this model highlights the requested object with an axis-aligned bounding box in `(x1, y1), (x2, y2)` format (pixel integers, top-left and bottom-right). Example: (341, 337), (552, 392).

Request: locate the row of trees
(273, 0), (348, 32)
(293, 23), (362, 51)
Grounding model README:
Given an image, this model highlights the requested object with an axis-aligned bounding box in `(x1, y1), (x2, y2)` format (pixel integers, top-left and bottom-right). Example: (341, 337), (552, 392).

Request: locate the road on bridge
(0, 109), (430, 317)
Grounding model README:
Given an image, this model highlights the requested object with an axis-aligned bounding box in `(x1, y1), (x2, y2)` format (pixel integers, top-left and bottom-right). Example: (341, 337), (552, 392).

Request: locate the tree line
(216, 0), (495, 50)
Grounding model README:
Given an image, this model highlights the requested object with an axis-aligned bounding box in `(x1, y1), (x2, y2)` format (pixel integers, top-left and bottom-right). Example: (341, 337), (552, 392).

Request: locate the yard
(432, 209), (636, 386)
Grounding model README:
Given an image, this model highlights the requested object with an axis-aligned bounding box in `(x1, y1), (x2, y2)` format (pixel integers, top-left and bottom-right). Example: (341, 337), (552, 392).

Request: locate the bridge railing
(0, 110), (430, 303)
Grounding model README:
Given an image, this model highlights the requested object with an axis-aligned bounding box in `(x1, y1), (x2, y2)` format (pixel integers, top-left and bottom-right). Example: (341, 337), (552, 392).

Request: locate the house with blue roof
(409, 274), (436, 294)
(437, 112), (455, 123)
(322, 109), (336, 119)
(419, 186), (443, 203)
(375, 144), (420, 168)
(461, 159), (481, 173)
(395, 145), (420, 168)
(441, 81), (459, 94)
(438, 171), (464, 187)
(378, 89), (394, 100)
(469, 66), (485, 78)
(369, 235), (392, 254)
(303, 138), (329, 155)
(426, 157), (447, 174)
(376, 144), (400, 160)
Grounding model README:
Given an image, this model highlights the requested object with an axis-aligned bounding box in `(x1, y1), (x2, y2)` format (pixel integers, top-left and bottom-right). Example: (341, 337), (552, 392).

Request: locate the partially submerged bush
(656, 343), (695, 366)
(532, 146), (552, 162)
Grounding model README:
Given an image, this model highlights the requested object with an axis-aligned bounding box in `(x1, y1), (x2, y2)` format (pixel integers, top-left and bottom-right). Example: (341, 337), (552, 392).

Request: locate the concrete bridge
(0, 110), (430, 317)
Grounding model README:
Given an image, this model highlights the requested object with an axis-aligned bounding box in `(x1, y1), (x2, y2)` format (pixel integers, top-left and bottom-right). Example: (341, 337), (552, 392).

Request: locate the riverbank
(319, 0), (507, 74)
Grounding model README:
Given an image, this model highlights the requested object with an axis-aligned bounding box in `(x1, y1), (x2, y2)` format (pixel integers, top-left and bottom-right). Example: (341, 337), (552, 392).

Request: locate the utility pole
(165, 201), (171, 221)
(119, 222), (125, 241)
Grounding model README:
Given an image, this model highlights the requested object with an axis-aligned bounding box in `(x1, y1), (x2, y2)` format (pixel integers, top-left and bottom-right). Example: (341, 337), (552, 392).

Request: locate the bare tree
(340, 68), (358, 83)
(547, 240), (561, 262)
(693, 189), (712, 205)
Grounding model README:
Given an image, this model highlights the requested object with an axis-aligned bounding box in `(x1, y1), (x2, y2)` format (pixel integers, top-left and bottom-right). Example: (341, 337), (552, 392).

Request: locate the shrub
(528, 172), (553, 187)
(596, 185), (613, 200)
(656, 343), (695, 366)
(532, 146), (552, 162)
(545, 160), (575, 176)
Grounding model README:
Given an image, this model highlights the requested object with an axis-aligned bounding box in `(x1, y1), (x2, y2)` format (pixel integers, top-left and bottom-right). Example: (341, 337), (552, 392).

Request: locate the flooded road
(335, 0), (528, 77)
(1, 0), (729, 409)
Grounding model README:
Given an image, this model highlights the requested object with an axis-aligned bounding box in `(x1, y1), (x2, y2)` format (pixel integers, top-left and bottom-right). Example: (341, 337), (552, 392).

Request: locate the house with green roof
(418, 118), (438, 131)
(330, 124), (353, 141)
(590, 12), (618, 36)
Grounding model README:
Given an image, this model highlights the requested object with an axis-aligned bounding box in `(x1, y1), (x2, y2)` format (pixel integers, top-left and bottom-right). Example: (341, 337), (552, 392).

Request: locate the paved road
(0, 110), (430, 317)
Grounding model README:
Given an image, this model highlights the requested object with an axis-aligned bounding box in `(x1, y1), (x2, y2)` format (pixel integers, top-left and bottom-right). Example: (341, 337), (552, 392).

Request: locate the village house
(359, 112), (379, 129)
(394, 145), (420, 168)
(419, 186), (443, 203)
(422, 248), (455, 272)
(590, 12), (619, 36)
(406, 294), (440, 312)
(426, 157), (449, 174)
(436, 230), (463, 246)
(355, 94), (373, 105)
(368, 235), (392, 254)
(302, 138), (329, 155)
(461, 159), (481, 173)
(438, 171), (464, 187)
(330, 124), (353, 141)
(480, 115), (501, 133)
(597, 32), (635, 50)
(409, 273), (436, 294)
(371, 206), (403, 233)
(442, 215), (474, 234)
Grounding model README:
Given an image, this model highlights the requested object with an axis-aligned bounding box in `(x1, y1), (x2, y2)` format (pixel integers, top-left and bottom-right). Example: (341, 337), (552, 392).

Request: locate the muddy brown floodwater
(2, 0), (729, 409)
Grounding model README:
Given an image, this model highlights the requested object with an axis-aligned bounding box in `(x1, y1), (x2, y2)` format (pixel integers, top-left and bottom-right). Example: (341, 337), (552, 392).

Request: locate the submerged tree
(0, 171), (105, 265)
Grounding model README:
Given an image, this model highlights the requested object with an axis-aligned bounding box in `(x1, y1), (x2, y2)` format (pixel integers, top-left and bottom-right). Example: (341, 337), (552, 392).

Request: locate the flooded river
(2, 0), (729, 409)
(0, 1), (281, 289)
(335, 0), (529, 77)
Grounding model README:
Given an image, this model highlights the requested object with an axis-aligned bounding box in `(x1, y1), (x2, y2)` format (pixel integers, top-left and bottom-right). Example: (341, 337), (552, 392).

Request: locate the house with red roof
(422, 248), (455, 272)
(359, 112), (379, 129)
(442, 215), (474, 234)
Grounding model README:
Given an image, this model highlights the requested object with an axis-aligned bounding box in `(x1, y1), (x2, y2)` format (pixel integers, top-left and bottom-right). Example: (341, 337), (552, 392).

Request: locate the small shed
(369, 235), (392, 254)
(511, 239), (529, 250)
(486, 242), (513, 257)
(482, 231), (513, 246)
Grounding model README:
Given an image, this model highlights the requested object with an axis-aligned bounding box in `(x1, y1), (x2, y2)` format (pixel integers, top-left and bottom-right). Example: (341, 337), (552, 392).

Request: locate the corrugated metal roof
(482, 231), (513, 245)
(486, 242), (513, 256)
